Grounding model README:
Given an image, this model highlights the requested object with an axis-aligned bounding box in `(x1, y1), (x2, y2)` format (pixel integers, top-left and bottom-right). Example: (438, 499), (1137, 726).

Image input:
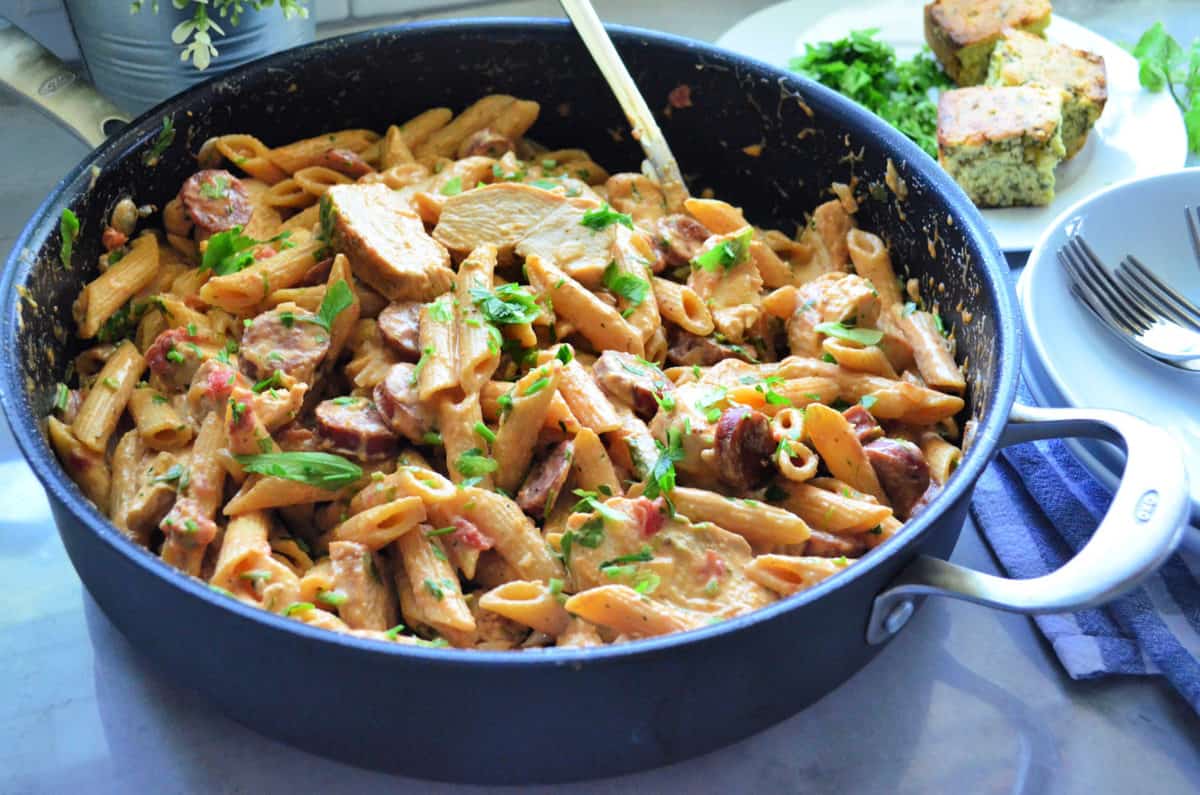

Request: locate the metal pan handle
(866, 402), (1189, 644)
(0, 18), (129, 148)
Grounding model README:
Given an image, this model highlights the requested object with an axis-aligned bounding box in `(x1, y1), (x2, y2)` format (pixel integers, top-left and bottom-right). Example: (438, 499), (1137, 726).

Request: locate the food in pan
(924, 0), (1053, 86)
(985, 28), (1107, 159)
(48, 95), (966, 650)
(937, 85), (1065, 207)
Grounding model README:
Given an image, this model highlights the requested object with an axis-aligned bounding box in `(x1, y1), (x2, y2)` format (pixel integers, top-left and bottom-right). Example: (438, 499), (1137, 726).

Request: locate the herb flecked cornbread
(937, 85), (1066, 207)
(985, 28), (1107, 159)
(924, 0), (1053, 86)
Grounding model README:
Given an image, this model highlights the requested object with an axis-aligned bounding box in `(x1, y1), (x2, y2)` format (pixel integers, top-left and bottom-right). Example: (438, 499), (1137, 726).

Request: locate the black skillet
(0, 18), (1188, 784)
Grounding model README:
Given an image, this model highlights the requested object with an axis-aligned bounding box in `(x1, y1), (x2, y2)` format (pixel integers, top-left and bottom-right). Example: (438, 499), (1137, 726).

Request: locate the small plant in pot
(65, 0), (315, 113)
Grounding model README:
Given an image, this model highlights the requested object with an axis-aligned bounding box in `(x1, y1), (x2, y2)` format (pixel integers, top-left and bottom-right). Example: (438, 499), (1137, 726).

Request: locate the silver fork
(1057, 235), (1200, 372)
(1188, 205), (1200, 268)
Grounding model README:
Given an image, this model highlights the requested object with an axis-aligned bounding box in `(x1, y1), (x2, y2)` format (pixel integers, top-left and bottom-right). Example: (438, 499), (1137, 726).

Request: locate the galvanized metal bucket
(64, 1), (315, 115)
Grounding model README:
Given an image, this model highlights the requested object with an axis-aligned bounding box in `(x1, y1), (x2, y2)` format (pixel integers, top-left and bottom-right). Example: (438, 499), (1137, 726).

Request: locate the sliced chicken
(604, 173), (667, 229)
(326, 183), (454, 301)
(515, 199), (614, 286)
(433, 182), (565, 261)
(687, 227), (763, 343)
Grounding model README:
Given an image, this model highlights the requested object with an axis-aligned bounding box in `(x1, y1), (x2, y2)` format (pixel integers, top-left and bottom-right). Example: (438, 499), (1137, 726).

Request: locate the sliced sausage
(842, 404), (884, 444)
(804, 529), (868, 558)
(376, 300), (423, 361)
(655, 213), (709, 268)
(315, 397), (398, 461)
(317, 148), (374, 178)
(714, 406), (775, 490)
(373, 362), (436, 444)
(516, 440), (574, 518)
(239, 307), (331, 385)
(666, 328), (758, 367)
(864, 438), (931, 520)
(591, 351), (674, 420)
(178, 169), (251, 235)
(909, 481), (942, 518)
(275, 422), (320, 453)
(457, 128), (515, 159)
(146, 327), (214, 391)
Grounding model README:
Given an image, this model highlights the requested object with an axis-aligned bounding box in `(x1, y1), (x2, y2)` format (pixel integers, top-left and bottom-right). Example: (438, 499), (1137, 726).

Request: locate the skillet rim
(0, 17), (1019, 666)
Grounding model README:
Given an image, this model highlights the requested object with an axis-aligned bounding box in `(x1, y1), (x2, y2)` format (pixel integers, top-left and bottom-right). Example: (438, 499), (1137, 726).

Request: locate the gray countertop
(2, 2), (1200, 793)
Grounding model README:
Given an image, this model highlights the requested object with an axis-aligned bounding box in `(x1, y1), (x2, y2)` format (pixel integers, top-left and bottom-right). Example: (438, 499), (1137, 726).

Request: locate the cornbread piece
(937, 85), (1065, 207)
(985, 29), (1107, 159)
(924, 0), (1052, 85)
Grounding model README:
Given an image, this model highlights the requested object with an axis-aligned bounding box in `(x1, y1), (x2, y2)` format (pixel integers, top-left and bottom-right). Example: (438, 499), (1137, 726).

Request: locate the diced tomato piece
(702, 549), (727, 579)
(451, 517), (494, 550)
(631, 496), (666, 538)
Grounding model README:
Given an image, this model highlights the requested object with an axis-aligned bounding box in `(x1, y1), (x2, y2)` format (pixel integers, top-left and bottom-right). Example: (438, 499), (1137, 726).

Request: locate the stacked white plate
(1019, 168), (1200, 531)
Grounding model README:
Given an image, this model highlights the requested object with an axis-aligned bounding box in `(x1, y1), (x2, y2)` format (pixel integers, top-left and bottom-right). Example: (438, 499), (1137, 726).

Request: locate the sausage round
(591, 351), (674, 420)
(318, 148), (374, 178)
(315, 397), (398, 460)
(516, 440), (574, 518)
(376, 301), (423, 361)
(864, 438), (931, 520)
(373, 362), (436, 444)
(239, 307), (331, 385)
(457, 128), (515, 159)
(655, 213), (710, 268)
(714, 406), (775, 490)
(666, 328), (757, 367)
(178, 169), (251, 235)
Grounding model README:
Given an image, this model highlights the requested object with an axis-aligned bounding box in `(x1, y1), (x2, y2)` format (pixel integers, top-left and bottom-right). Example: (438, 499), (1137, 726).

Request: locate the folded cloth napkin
(969, 385), (1200, 713)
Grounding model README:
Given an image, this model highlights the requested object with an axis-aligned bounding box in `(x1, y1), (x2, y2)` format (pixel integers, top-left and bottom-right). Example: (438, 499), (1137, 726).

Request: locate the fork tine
(1119, 254), (1200, 329)
(1064, 237), (1153, 330)
(1114, 262), (1200, 332)
(1187, 206), (1200, 267)
(1059, 250), (1142, 335)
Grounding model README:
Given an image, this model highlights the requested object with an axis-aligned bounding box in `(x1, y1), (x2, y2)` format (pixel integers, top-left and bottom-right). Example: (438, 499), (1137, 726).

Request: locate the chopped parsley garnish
(822, 352), (837, 364)
(814, 322), (884, 346)
(788, 29), (949, 158)
(316, 194), (335, 256)
(317, 590), (348, 607)
(933, 311), (947, 336)
(102, 377), (120, 390)
(642, 425), (685, 506)
(234, 451), (363, 489)
(474, 421), (496, 444)
(422, 431), (443, 446)
(332, 396), (359, 406)
(411, 345), (435, 385)
(691, 227), (753, 272)
(523, 375), (550, 396)
(53, 383), (70, 413)
(239, 570), (272, 583)
(632, 571), (661, 594)
(439, 176), (463, 196)
(426, 526), (457, 537)
(310, 279), (354, 332)
(383, 624), (407, 640)
(455, 448), (499, 477)
(284, 602), (315, 616)
(200, 227), (290, 276)
(580, 203), (634, 231)
(602, 260), (650, 307)
(198, 174), (229, 199)
(427, 297), (454, 323)
(496, 391), (514, 414)
(470, 283), (541, 325)
(142, 116), (175, 166)
(152, 464), (189, 488)
(599, 545), (654, 569)
(902, 301), (918, 317)
(59, 208), (79, 270)
(424, 578), (446, 600)
(252, 370), (283, 393)
(555, 344), (573, 364)
(860, 394), (878, 410)
(571, 493), (629, 523)
(230, 400), (247, 424)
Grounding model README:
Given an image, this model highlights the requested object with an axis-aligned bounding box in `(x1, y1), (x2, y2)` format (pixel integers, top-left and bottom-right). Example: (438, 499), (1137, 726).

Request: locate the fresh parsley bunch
(1131, 22), (1200, 154)
(789, 29), (951, 158)
(130, 1), (309, 71)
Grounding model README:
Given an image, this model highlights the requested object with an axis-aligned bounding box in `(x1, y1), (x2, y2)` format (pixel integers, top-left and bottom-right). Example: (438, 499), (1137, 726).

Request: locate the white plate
(1018, 168), (1200, 521)
(715, 0), (1189, 252)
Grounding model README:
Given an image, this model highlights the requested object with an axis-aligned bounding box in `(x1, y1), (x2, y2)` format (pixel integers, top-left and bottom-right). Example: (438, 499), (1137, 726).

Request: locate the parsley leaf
(201, 227), (260, 275)
(789, 30), (950, 158)
(312, 279), (354, 331)
(599, 545), (654, 569)
(602, 261), (650, 307)
(59, 208), (79, 270)
(691, 227), (753, 272)
(580, 203), (634, 231)
(440, 175), (463, 196)
(470, 283), (541, 325)
(455, 448), (499, 477)
(814, 321), (884, 346)
(642, 425), (685, 503)
(234, 451), (362, 490)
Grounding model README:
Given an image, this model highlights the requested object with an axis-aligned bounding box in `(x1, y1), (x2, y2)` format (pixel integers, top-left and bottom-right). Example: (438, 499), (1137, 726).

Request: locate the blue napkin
(969, 391), (1200, 713)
